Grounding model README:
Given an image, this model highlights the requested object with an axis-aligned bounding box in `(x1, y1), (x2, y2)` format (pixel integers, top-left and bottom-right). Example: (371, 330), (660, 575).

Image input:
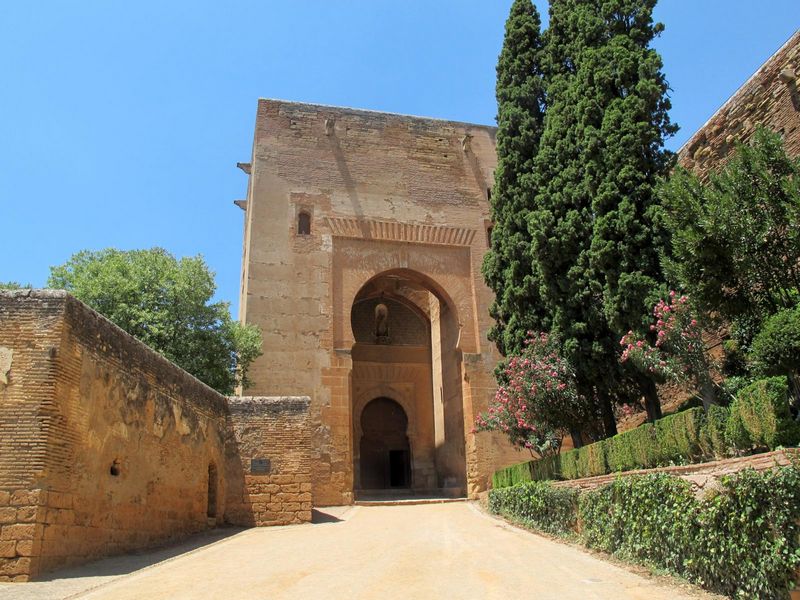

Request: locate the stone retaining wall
(551, 448), (798, 496)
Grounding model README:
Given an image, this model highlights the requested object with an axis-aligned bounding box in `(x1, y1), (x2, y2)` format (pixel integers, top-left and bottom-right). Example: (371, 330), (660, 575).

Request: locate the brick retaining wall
(551, 448), (798, 496)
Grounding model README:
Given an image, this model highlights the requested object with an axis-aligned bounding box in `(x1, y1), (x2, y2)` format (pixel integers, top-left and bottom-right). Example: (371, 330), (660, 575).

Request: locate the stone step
(354, 496), (467, 507)
(354, 487), (466, 505)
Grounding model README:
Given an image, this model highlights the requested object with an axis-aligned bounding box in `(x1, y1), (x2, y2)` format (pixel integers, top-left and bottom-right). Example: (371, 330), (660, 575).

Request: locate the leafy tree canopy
(48, 248), (262, 395)
(659, 127), (800, 343)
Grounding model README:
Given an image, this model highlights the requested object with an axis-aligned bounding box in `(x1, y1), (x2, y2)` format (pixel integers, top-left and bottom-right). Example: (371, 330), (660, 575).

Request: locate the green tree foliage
(482, 0), (548, 356)
(750, 304), (800, 380)
(585, 0), (677, 421)
(48, 248), (262, 395)
(0, 282), (32, 289)
(528, 0), (674, 434)
(659, 127), (800, 345)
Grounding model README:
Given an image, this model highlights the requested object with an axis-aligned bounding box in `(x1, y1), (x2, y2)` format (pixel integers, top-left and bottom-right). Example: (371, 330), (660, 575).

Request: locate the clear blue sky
(1, 2), (797, 316)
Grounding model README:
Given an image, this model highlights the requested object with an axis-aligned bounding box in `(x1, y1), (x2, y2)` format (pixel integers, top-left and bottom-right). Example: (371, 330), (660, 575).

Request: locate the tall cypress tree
(527, 0), (621, 437)
(482, 0), (547, 357)
(587, 0), (677, 421)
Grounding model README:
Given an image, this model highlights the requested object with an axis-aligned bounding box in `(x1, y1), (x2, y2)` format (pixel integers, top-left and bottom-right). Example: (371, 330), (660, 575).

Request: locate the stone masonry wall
(240, 99), (527, 503)
(0, 291), (64, 581)
(678, 30), (800, 176)
(225, 397), (313, 525)
(0, 290), (229, 581)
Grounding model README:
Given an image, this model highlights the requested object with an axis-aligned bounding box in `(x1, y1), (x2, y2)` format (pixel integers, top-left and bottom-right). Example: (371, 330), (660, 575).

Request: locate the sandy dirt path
(0, 502), (714, 600)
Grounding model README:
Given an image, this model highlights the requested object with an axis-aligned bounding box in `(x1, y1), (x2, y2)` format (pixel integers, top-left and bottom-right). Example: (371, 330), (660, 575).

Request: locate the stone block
(0, 508), (16, 524)
(15, 507), (37, 523)
(0, 557), (30, 576)
(0, 541), (15, 558)
(0, 524), (37, 541)
(15, 540), (34, 556)
(10, 491), (40, 507)
(298, 510), (312, 522)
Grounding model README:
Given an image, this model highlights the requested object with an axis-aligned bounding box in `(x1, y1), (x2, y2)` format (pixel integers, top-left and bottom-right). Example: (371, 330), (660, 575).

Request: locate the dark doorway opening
(389, 450), (409, 487)
(359, 397), (411, 489)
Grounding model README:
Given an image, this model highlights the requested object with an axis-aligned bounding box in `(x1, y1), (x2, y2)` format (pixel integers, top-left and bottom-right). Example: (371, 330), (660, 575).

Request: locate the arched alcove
(349, 269), (467, 496)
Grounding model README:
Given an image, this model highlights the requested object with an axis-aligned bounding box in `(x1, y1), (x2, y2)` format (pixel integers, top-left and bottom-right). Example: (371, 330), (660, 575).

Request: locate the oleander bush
(490, 465), (800, 598)
(488, 480), (578, 536)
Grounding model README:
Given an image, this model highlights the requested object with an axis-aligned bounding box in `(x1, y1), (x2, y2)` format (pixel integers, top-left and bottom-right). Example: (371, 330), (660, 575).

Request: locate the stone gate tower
(236, 99), (524, 505)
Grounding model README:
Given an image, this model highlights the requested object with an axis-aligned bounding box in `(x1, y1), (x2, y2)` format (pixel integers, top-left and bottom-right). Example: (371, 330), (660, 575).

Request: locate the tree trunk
(570, 429), (584, 449)
(599, 391), (618, 438)
(640, 377), (662, 422)
(699, 377), (718, 412)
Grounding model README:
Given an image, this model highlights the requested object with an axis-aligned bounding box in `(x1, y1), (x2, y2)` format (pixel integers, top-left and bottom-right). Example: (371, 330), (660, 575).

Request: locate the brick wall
(225, 397), (313, 525)
(0, 290), (231, 580)
(0, 291), (64, 581)
(678, 30), (800, 176)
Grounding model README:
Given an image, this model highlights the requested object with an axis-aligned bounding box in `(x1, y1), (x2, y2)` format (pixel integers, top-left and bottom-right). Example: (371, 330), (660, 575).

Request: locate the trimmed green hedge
(489, 465), (800, 598)
(492, 407), (707, 486)
(492, 376), (800, 488)
(727, 376), (800, 451)
(488, 480), (578, 536)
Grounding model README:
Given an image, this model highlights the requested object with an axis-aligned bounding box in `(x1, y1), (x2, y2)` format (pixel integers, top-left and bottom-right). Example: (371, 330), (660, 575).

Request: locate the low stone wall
(551, 448), (798, 496)
(225, 397), (313, 526)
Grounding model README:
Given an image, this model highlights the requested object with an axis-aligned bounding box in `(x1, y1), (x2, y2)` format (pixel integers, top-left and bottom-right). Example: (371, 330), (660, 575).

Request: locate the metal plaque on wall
(250, 458), (271, 475)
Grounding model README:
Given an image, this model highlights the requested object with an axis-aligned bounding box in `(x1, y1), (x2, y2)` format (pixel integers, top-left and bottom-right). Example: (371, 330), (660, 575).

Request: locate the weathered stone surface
(225, 396), (313, 527)
(237, 99), (528, 505)
(552, 448), (799, 497)
(0, 292), (312, 581)
(678, 30), (800, 177)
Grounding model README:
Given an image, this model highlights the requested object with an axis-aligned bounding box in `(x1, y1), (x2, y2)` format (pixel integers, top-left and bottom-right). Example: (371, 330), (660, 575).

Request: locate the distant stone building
(234, 100), (525, 506)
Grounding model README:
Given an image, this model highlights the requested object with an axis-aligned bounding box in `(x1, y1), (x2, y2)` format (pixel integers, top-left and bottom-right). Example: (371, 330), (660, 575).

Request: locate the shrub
(689, 466), (800, 598)
(559, 450), (579, 480)
(606, 423), (657, 472)
(492, 460), (533, 489)
(488, 480), (578, 536)
(579, 474), (695, 572)
(728, 377), (800, 450)
(491, 394), (796, 488)
(578, 467), (800, 598)
(653, 407), (704, 464)
(749, 305), (800, 377)
(699, 404), (729, 459)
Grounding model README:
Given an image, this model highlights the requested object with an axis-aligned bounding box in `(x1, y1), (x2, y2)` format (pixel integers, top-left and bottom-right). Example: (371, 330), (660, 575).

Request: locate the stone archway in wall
(349, 269), (468, 496)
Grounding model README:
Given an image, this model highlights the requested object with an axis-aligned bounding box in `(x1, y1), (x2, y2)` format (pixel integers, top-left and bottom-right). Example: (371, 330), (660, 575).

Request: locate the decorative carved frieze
(325, 216), (476, 246)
